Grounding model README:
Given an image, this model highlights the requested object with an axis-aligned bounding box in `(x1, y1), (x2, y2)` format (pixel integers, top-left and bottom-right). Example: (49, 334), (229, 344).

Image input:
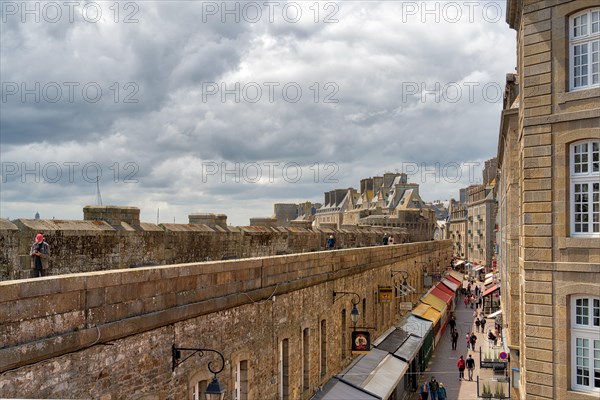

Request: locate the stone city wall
(0, 206), (411, 281)
(0, 240), (452, 400)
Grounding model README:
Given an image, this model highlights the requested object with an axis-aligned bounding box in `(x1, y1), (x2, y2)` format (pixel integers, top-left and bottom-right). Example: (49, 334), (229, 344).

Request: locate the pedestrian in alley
(480, 317), (487, 332)
(418, 381), (430, 400)
(489, 329), (499, 346)
(449, 316), (456, 333)
(451, 329), (459, 350)
(429, 376), (440, 400)
(437, 383), (447, 400)
(30, 233), (50, 278)
(466, 354), (476, 381)
(470, 332), (478, 351)
(457, 355), (466, 381)
(464, 295), (470, 308)
(475, 317), (481, 333)
(470, 294), (476, 308)
(478, 296), (483, 309)
(466, 332), (471, 350)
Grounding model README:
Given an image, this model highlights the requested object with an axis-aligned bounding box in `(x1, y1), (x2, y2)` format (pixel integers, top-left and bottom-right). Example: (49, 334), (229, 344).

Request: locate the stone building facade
(313, 188), (358, 228)
(466, 180), (497, 268)
(447, 199), (468, 259)
(315, 172), (436, 242)
(0, 241), (451, 400)
(497, 1), (600, 399)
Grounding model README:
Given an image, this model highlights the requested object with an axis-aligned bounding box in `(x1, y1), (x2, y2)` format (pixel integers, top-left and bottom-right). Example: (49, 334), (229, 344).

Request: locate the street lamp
(333, 291), (361, 327)
(172, 345), (226, 400)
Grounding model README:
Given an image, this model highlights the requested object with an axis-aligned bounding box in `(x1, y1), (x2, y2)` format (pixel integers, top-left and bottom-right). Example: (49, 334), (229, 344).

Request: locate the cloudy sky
(1, 1), (515, 226)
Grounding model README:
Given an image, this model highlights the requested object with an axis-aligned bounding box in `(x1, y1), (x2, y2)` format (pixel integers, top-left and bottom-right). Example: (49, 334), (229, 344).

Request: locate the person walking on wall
(388, 235), (394, 245)
(466, 354), (476, 381)
(457, 356), (466, 381)
(30, 233), (50, 278)
(382, 233), (389, 245)
(326, 234), (336, 250)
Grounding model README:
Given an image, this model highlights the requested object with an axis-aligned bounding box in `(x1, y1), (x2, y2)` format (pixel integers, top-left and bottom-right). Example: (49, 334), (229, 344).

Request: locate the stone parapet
(1, 209), (425, 281)
(83, 205), (140, 226)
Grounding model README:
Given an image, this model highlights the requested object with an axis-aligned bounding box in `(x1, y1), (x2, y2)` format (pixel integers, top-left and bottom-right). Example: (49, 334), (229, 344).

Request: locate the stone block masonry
(0, 206), (412, 281)
(0, 240), (451, 399)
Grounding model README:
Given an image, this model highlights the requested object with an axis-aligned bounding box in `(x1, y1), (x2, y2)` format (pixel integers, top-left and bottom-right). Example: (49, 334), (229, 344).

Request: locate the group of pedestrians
(463, 281), (483, 309)
(474, 315), (487, 332)
(456, 354), (476, 381)
(418, 376), (447, 400)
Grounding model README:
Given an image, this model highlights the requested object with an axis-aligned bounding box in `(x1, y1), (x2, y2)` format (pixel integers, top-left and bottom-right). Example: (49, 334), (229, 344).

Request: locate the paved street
(412, 291), (500, 400)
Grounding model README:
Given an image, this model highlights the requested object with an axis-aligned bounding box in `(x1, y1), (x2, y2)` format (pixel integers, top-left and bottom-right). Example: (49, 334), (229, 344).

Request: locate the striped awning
(441, 278), (459, 292)
(431, 286), (453, 304)
(411, 302), (431, 318)
(421, 294), (448, 314)
(421, 307), (442, 325)
(448, 270), (465, 282)
(473, 265), (485, 272)
(483, 284), (500, 297)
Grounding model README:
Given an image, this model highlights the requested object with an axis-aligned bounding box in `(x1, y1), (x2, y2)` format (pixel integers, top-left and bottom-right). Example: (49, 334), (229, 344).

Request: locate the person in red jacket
(457, 355), (466, 381)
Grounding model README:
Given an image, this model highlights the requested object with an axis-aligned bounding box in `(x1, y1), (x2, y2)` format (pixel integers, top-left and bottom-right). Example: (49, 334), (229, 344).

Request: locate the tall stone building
(312, 173), (436, 242)
(498, 1), (600, 399)
(313, 188), (358, 228)
(447, 199), (468, 259)
(466, 160), (498, 268)
(466, 184), (496, 267)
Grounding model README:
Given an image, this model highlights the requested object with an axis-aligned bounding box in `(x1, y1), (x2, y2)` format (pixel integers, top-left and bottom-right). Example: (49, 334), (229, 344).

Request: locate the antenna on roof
(95, 177), (103, 206)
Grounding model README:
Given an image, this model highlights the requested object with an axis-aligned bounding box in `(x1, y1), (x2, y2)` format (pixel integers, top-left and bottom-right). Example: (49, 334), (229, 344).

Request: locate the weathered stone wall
(0, 216), (409, 281)
(0, 240), (452, 400)
(0, 220), (19, 281)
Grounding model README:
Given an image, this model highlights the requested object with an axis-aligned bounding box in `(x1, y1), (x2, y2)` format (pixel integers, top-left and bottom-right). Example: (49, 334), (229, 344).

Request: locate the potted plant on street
(481, 383), (492, 398)
(494, 382), (506, 399)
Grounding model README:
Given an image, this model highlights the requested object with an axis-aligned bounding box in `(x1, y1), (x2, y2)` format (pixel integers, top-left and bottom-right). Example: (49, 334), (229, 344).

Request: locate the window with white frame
(236, 360), (248, 400)
(571, 296), (600, 393)
(191, 379), (207, 400)
(570, 141), (600, 236)
(570, 8), (600, 90)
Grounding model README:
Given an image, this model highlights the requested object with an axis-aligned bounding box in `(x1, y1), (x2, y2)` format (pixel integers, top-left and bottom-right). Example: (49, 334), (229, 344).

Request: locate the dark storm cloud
(1, 1), (515, 225)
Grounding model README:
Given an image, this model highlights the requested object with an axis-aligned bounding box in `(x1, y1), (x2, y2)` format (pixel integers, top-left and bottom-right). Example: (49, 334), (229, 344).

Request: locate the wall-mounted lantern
(172, 345), (226, 400)
(333, 291), (361, 327)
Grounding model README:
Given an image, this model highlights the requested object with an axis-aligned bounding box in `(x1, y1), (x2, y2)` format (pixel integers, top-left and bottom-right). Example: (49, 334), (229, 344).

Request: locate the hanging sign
(379, 286), (393, 303)
(352, 331), (371, 354)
